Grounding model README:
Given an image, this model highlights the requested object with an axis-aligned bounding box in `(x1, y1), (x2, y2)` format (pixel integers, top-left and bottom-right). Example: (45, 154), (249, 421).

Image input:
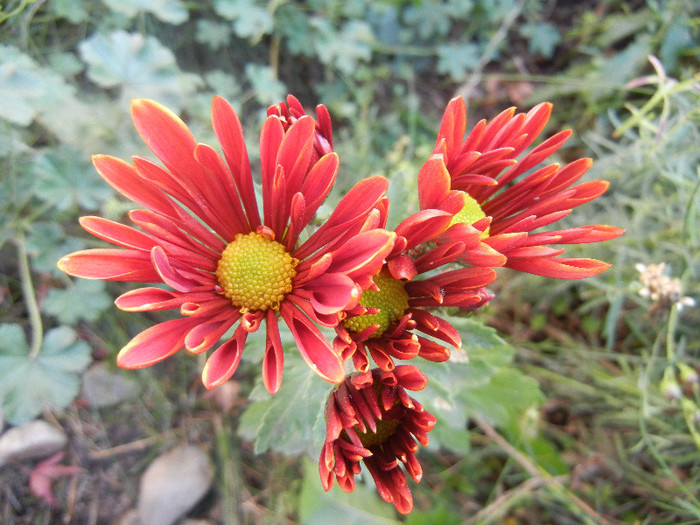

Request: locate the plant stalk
(16, 234), (43, 359)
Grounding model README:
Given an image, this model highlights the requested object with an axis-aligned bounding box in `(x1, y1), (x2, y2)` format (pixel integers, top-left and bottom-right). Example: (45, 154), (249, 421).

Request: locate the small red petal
(79, 216), (156, 251)
(417, 155), (452, 210)
(263, 311), (285, 395)
(281, 303), (344, 384)
(115, 287), (183, 311)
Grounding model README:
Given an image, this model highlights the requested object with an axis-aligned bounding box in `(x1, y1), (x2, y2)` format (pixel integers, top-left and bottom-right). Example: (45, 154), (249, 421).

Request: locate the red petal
(394, 209), (453, 249)
(201, 327), (248, 389)
(281, 303), (344, 384)
(295, 176), (389, 260)
(130, 99), (199, 183)
(436, 97), (467, 160)
(117, 316), (201, 368)
(299, 152), (339, 224)
(387, 254), (418, 280)
(276, 115), (315, 198)
(393, 365), (429, 391)
(185, 315), (237, 354)
(211, 96), (259, 228)
(91, 155), (179, 218)
(301, 272), (360, 314)
(417, 155), (452, 210)
(150, 246), (201, 292)
(57, 249), (160, 282)
(326, 229), (396, 281)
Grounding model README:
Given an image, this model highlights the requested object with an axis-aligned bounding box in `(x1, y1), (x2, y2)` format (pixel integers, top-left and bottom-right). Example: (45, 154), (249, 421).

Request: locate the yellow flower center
(355, 417), (401, 448)
(449, 193), (489, 237)
(216, 232), (298, 312)
(343, 270), (409, 338)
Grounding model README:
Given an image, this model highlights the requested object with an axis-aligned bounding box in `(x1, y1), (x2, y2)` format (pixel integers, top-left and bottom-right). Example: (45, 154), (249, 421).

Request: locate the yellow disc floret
(216, 232), (298, 312)
(343, 270), (409, 338)
(449, 193), (490, 237)
(355, 417), (401, 448)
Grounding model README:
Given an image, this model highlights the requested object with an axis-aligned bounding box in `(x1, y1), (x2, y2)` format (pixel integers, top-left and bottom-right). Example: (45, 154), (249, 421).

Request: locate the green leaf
(0, 325), (92, 425)
(32, 147), (113, 212)
(436, 42), (480, 80)
(195, 20), (232, 51)
(413, 317), (514, 453)
(519, 22), (561, 58)
(239, 360), (332, 457)
(460, 368), (544, 430)
(44, 280), (112, 324)
(78, 30), (201, 110)
(311, 19), (374, 75)
(298, 458), (400, 525)
(212, 0), (273, 41)
(50, 0), (89, 23)
(245, 64), (286, 106)
(25, 221), (85, 276)
(0, 46), (74, 126)
(102, 0), (188, 24)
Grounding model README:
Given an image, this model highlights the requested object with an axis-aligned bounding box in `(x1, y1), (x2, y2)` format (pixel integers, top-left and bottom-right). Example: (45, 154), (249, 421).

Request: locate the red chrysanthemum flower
(424, 97), (625, 279)
(57, 95), (395, 394)
(319, 365), (436, 515)
(335, 155), (496, 373)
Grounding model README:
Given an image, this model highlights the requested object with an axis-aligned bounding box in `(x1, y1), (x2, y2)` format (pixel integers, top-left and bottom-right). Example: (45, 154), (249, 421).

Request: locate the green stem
(16, 234), (43, 359)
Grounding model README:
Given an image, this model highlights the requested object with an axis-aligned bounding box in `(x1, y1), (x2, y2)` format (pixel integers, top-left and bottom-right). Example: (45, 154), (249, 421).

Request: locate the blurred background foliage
(0, 0), (699, 523)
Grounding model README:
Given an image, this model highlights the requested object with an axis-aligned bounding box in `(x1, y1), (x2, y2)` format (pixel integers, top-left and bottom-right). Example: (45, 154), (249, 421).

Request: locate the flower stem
(16, 233), (43, 359)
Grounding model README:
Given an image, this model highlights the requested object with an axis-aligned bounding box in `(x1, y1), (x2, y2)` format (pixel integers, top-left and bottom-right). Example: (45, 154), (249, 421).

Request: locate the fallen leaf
(29, 452), (82, 506)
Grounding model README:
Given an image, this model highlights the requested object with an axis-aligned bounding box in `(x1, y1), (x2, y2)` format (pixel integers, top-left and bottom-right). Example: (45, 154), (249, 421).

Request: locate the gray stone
(137, 445), (213, 525)
(81, 363), (139, 408)
(0, 420), (67, 464)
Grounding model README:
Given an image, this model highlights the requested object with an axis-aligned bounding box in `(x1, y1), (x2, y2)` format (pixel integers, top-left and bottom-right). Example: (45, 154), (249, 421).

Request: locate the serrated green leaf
(26, 221), (86, 276)
(44, 280), (112, 324)
(78, 30), (201, 110)
(299, 458), (400, 525)
(0, 324), (29, 358)
(245, 63), (286, 106)
(195, 20), (232, 51)
(32, 147), (113, 212)
(240, 361), (332, 457)
(103, 0), (188, 24)
(519, 22), (561, 58)
(412, 315), (515, 454)
(436, 42), (480, 80)
(212, 0), (273, 41)
(459, 368), (544, 429)
(0, 46), (74, 126)
(311, 19), (374, 75)
(50, 0), (89, 23)
(0, 325), (92, 425)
